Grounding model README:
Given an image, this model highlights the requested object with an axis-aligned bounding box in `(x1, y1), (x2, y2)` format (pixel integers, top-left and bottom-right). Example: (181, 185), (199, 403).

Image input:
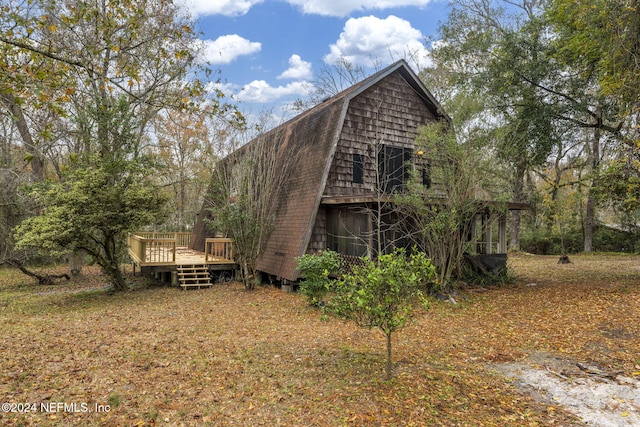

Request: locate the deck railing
(205, 238), (234, 263)
(132, 232), (192, 247)
(128, 233), (234, 265)
(127, 234), (178, 265)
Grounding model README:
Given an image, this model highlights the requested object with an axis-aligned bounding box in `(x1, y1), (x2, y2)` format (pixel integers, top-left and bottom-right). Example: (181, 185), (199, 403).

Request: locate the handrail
(132, 232), (192, 247)
(205, 238), (235, 263)
(127, 234), (147, 264)
(127, 233), (179, 265)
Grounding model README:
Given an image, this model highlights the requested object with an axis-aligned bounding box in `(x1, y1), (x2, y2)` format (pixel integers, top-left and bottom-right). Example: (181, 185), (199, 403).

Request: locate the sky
(180, 0), (451, 119)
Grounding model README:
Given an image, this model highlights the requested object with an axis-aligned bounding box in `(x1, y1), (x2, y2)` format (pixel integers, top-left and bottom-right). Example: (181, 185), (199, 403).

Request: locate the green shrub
(296, 250), (342, 306)
(520, 227), (582, 254)
(461, 263), (516, 287)
(592, 226), (639, 253)
(327, 248), (435, 379)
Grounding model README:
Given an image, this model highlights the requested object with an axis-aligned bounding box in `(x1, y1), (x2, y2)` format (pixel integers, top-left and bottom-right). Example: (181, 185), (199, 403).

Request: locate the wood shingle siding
(192, 60), (448, 282)
(324, 74), (438, 199)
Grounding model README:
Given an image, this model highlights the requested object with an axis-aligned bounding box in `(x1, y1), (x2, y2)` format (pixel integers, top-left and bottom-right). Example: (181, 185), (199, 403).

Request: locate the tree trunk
(584, 113), (602, 252)
(509, 161), (526, 250)
(584, 194), (595, 252)
(1, 93), (45, 181)
(100, 236), (128, 291)
(385, 332), (393, 380)
(107, 264), (128, 292)
(69, 249), (85, 277)
(7, 259), (70, 285)
(242, 260), (254, 291)
(178, 170), (186, 231)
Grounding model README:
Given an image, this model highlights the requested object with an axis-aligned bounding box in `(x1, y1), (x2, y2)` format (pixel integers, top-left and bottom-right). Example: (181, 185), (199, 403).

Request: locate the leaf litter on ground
(0, 253), (638, 426)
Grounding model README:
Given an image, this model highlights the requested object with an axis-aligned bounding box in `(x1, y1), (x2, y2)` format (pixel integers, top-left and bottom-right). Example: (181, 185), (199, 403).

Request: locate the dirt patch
(496, 353), (640, 427)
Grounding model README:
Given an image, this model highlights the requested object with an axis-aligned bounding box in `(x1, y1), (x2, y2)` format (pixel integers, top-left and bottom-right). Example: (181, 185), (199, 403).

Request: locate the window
(378, 145), (412, 193)
(422, 164), (431, 188)
(326, 208), (369, 257)
(353, 154), (364, 184)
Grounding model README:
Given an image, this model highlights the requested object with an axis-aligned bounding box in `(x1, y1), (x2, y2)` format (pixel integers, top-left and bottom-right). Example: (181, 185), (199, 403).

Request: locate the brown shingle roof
(193, 60), (446, 281)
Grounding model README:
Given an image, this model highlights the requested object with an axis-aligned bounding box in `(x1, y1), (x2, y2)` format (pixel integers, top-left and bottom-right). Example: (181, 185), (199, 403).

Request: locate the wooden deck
(127, 232), (235, 267)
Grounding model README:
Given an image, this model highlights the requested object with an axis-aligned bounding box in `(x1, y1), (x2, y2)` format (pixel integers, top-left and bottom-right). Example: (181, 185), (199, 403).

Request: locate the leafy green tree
(594, 149), (640, 236)
(427, 0), (558, 249)
(15, 160), (166, 290)
(14, 99), (167, 291)
(0, 0), (214, 172)
(547, 0), (640, 120)
(546, 0), (639, 249)
(2, 0), (238, 281)
(429, 0), (629, 251)
(327, 249), (434, 380)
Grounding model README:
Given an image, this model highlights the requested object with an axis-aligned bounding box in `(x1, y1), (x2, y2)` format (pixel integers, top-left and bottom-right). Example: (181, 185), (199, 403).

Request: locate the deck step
(177, 264), (212, 289)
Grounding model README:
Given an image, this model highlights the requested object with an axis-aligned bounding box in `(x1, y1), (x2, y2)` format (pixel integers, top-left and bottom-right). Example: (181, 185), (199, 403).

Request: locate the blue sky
(180, 0), (451, 117)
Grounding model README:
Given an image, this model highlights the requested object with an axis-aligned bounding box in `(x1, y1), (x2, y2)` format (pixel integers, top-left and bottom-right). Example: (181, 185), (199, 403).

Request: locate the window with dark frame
(352, 153), (364, 184)
(378, 145), (412, 193)
(422, 164), (431, 188)
(326, 208), (369, 257)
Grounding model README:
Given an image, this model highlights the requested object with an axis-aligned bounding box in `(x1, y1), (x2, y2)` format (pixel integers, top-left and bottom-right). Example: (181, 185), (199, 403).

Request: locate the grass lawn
(0, 253), (638, 426)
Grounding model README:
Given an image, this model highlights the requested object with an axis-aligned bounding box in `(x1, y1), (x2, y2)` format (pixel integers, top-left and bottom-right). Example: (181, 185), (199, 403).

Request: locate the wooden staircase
(177, 264), (212, 289)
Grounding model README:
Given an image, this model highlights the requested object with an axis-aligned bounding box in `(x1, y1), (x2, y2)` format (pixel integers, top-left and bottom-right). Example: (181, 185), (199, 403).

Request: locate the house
(190, 60), (525, 283)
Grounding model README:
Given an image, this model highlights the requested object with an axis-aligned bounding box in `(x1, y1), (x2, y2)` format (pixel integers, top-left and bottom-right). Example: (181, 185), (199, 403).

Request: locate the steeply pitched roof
(193, 60), (446, 281)
(256, 60), (446, 281)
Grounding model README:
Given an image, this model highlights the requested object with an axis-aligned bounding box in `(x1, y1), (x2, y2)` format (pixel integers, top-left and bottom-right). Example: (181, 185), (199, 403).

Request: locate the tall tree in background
(548, 0), (640, 122)
(154, 109), (219, 231)
(2, 0), (235, 288)
(0, 0), (67, 182)
(427, 0), (557, 250)
(547, 0), (640, 249)
(429, 0), (629, 251)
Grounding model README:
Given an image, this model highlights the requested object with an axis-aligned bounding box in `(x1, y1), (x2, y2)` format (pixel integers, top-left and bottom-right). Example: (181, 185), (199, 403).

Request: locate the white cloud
(285, 0), (432, 17)
(324, 15), (430, 68)
(235, 80), (314, 103)
(201, 35), (261, 65)
(180, 0), (433, 18)
(181, 0), (264, 17)
(277, 55), (313, 80)
(206, 81), (239, 98)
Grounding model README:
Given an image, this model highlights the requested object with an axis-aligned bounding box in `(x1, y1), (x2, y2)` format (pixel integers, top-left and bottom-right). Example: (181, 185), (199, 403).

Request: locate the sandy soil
(496, 353), (640, 427)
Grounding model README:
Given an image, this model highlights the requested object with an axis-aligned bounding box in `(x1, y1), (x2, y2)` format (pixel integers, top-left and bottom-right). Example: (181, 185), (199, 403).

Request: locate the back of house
(191, 60), (449, 283)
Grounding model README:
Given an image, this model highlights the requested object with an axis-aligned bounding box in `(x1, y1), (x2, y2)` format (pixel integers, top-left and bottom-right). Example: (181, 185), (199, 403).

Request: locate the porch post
(498, 214), (507, 253)
(469, 214), (477, 254)
(486, 213), (493, 255)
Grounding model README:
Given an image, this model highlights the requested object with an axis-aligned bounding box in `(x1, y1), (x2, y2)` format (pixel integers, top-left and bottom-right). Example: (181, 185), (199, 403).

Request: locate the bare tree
(153, 110), (216, 231)
(397, 120), (504, 291)
(207, 127), (294, 290)
(292, 57), (376, 112)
